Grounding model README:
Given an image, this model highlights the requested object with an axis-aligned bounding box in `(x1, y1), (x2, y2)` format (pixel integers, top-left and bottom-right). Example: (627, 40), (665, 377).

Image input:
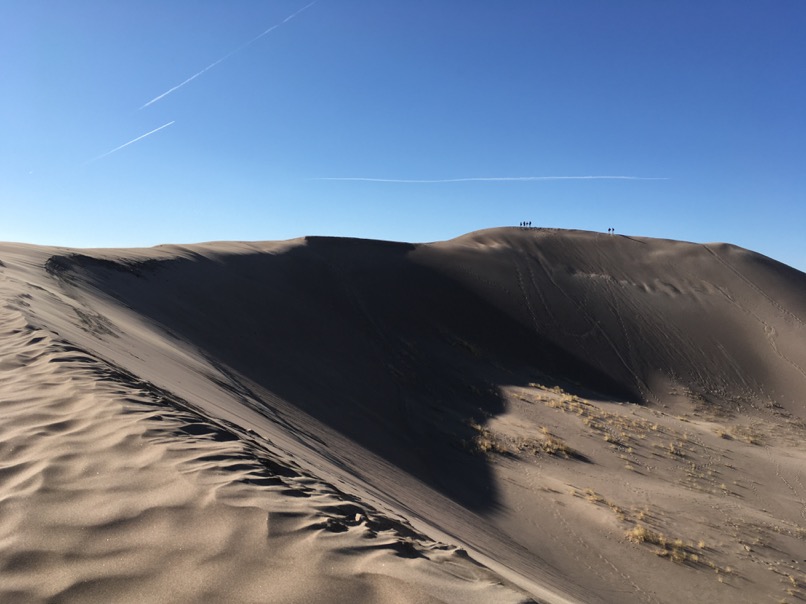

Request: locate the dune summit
(1, 227), (805, 603)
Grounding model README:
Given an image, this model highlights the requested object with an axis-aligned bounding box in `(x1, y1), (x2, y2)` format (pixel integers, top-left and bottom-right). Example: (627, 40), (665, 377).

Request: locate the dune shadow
(49, 237), (635, 512)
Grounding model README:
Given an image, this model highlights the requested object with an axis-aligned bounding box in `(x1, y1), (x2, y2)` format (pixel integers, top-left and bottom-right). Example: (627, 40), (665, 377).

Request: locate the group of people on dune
(516, 223), (616, 234)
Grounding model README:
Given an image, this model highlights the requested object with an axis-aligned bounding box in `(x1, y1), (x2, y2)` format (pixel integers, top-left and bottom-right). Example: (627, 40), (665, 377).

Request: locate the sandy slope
(0, 246), (528, 603)
(1, 227), (805, 603)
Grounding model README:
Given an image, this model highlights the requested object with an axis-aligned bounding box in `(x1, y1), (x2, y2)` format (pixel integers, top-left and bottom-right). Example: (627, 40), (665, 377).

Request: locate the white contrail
(312, 176), (668, 183)
(85, 120), (175, 164)
(139, 61), (225, 109)
(140, 1), (317, 109)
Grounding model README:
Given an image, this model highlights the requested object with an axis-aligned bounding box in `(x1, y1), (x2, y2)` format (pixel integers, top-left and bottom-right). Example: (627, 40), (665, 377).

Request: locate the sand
(1, 227), (805, 603)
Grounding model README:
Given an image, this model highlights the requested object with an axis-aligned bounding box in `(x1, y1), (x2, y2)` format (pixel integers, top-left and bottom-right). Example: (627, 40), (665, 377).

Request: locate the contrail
(140, 1), (317, 109)
(312, 176), (668, 183)
(85, 121), (175, 164)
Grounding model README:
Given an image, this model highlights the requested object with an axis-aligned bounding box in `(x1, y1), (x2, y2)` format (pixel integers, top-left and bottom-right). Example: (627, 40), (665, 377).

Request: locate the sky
(2, 1), (805, 270)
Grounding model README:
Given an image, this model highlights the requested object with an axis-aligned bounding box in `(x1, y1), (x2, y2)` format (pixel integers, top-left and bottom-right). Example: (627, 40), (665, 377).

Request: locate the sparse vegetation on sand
(529, 378), (806, 593)
(465, 420), (585, 460)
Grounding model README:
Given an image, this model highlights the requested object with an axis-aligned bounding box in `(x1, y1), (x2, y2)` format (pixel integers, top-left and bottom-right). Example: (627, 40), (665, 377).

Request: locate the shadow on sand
(49, 237), (635, 512)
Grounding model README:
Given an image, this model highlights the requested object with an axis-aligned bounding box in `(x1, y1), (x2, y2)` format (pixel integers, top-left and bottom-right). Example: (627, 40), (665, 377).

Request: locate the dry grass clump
(713, 424), (763, 445)
(729, 424), (763, 445)
(577, 488), (629, 521)
(582, 488), (606, 504)
(667, 441), (686, 457)
(466, 421), (510, 455)
(539, 435), (568, 456)
(625, 525), (731, 574)
(626, 525), (663, 545)
(528, 382), (568, 395)
(535, 428), (582, 459)
(714, 428), (733, 440)
(514, 429), (587, 461)
(626, 525), (703, 564)
(466, 419), (587, 461)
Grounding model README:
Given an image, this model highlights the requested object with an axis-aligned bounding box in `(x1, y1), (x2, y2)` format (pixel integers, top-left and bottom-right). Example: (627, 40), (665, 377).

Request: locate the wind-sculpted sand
(1, 228), (805, 603)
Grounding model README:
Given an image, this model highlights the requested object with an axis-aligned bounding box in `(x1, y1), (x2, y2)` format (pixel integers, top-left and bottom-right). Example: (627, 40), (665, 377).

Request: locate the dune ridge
(2, 227), (805, 603)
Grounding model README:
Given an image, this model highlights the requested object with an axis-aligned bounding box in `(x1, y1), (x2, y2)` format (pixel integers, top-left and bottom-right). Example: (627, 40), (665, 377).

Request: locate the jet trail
(313, 176), (668, 183)
(85, 121), (175, 164)
(140, 1), (317, 109)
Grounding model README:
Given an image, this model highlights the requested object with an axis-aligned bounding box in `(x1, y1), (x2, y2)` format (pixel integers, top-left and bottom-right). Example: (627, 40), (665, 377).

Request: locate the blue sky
(2, 1), (805, 270)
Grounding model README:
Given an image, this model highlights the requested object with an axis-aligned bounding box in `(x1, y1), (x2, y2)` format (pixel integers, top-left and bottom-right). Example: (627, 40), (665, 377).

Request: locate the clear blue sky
(2, 1), (805, 270)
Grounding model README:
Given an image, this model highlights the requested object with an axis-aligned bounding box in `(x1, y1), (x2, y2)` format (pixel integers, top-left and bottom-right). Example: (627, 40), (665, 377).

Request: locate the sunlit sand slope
(0, 243), (532, 604)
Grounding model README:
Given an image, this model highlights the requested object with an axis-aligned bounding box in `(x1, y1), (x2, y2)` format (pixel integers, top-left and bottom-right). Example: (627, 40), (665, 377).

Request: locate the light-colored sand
(0, 244), (531, 604)
(2, 228), (805, 603)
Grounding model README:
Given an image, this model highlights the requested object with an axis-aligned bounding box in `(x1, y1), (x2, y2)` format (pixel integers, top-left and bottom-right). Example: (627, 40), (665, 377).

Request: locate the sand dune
(2, 227), (805, 603)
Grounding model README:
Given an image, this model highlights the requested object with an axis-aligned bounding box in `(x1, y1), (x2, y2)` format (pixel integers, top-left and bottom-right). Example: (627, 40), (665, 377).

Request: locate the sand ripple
(0, 291), (527, 603)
